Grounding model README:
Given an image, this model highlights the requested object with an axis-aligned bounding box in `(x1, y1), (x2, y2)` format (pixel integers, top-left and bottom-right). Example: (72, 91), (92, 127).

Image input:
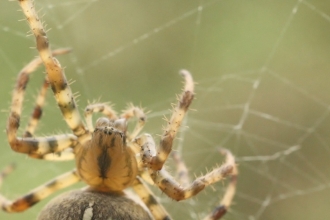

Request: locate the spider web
(1, 0), (330, 219)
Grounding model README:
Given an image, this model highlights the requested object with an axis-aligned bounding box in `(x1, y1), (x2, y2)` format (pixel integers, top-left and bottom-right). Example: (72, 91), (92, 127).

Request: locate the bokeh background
(1, 0), (330, 219)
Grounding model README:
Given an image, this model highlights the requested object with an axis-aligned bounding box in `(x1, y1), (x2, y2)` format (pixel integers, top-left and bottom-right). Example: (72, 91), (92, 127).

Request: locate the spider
(0, 0), (237, 219)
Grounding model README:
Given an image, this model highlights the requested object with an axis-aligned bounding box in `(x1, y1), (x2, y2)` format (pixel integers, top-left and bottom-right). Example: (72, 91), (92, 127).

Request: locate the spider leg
(5, 48), (76, 160)
(84, 103), (118, 132)
(23, 82), (75, 161)
(136, 134), (237, 218)
(19, 0), (86, 137)
(171, 152), (237, 220)
(0, 169), (80, 212)
(20, 49), (72, 138)
(151, 70), (194, 171)
(24, 79), (48, 137)
(132, 134), (162, 186)
(137, 134), (236, 198)
(202, 159), (237, 220)
(6, 51), (75, 152)
(41, 148), (76, 161)
(121, 103), (146, 141)
(7, 133), (77, 158)
(132, 176), (171, 220)
(5, 48), (76, 157)
(133, 133), (156, 168)
(151, 149), (235, 200)
(138, 135), (190, 186)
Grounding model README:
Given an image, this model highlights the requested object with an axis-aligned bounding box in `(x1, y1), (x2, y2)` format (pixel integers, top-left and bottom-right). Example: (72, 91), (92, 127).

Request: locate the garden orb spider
(0, 0), (238, 219)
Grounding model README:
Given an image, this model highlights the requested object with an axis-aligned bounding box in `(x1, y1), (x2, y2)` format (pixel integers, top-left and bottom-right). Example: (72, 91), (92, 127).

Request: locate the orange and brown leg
(21, 49), (72, 138)
(6, 46), (75, 158)
(202, 149), (238, 220)
(0, 168), (80, 213)
(136, 133), (237, 219)
(149, 70), (194, 171)
(18, 0), (86, 137)
(150, 149), (235, 201)
(132, 176), (171, 220)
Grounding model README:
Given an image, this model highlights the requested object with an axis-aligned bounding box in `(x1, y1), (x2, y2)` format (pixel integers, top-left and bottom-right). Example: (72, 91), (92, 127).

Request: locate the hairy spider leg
(19, 49), (77, 161)
(203, 177), (237, 219)
(172, 149), (237, 220)
(6, 48), (77, 161)
(6, 48), (77, 158)
(149, 70), (194, 171)
(136, 132), (190, 186)
(137, 132), (236, 219)
(0, 169), (80, 212)
(19, 0), (86, 137)
(136, 134), (237, 219)
(24, 79), (48, 138)
(133, 133), (188, 187)
(40, 148), (76, 161)
(201, 149), (237, 220)
(129, 134), (155, 186)
(23, 49), (72, 138)
(132, 176), (171, 220)
(152, 153), (235, 216)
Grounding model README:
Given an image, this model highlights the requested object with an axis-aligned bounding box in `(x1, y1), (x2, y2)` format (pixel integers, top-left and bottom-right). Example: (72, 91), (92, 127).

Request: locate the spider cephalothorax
(0, 1), (237, 219)
(76, 118), (138, 192)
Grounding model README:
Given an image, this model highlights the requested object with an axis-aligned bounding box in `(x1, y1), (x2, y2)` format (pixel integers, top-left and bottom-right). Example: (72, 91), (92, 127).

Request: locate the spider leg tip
(179, 69), (191, 77)
(211, 205), (227, 219)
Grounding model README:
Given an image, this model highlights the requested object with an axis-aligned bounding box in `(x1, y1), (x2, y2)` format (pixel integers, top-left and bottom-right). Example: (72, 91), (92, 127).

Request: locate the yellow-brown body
(75, 118), (137, 192)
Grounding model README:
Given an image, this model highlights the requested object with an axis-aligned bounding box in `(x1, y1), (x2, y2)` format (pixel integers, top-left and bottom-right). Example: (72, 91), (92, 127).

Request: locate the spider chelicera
(0, 1), (237, 219)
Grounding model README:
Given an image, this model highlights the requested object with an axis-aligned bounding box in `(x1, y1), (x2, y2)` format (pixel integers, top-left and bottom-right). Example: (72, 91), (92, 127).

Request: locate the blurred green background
(1, 0), (330, 219)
